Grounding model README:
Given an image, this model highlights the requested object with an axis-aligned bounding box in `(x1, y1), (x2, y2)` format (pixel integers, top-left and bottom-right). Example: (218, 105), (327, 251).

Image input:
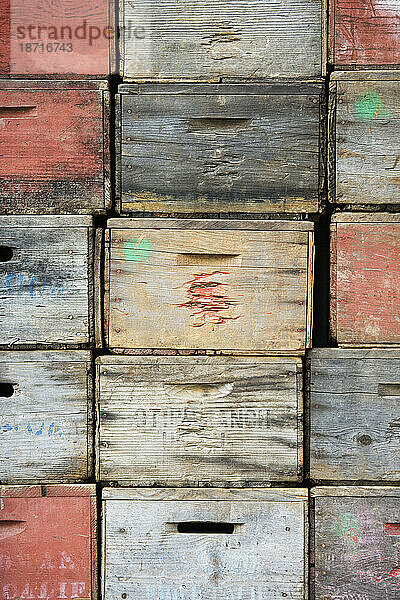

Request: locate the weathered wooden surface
(0, 0), (112, 77)
(0, 351), (93, 483)
(0, 484), (97, 600)
(330, 0), (400, 67)
(117, 83), (323, 214)
(330, 72), (400, 207)
(309, 348), (400, 481)
(105, 219), (314, 353)
(312, 486), (400, 600)
(0, 216), (94, 348)
(330, 213), (400, 346)
(119, 0), (322, 80)
(96, 356), (303, 485)
(103, 487), (308, 600)
(0, 80), (110, 214)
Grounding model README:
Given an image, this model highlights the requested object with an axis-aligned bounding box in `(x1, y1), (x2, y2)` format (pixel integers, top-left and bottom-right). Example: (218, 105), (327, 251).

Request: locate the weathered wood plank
(330, 1), (400, 67)
(0, 216), (94, 348)
(330, 213), (400, 346)
(96, 356), (303, 485)
(103, 488), (308, 600)
(310, 348), (400, 481)
(119, 0), (322, 80)
(103, 487), (309, 501)
(0, 80), (109, 214)
(330, 73), (400, 207)
(118, 84), (323, 214)
(106, 219), (314, 353)
(0, 484), (97, 600)
(0, 350), (93, 484)
(312, 486), (400, 600)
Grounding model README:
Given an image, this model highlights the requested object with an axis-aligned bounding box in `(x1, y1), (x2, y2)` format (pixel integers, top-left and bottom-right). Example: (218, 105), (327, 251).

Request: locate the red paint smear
(336, 224), (400, 344)
(332, 0), (400, 65)
(385, 523), (400, 535)
(178, 271), (242, 328)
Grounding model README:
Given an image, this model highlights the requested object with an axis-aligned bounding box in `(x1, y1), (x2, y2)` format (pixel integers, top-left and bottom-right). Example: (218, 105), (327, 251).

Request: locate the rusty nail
(102, 442), (108, 448)
(128, 165), (132, 170)
(322, 571), (327, 575)
(115, 238), (120, 243)
(127, 109), (132, 114)
(322, 543), (326, 548)
(117, 269), (122, 274)
(122, 594), (127, 599)
(102, 413), (108, 419)
(120, 528), (126, 533)
(115, 328), (121, 333)
(68, 249), (73, 254)
(126, 137), (132, 142)
(68, 315), (73, 320)
(285, 527), (290, 531)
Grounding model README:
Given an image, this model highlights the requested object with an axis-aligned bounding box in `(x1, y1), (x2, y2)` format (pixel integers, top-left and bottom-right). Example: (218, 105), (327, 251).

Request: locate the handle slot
(0, 383), (15, 398)
(169, 522), (243, 534)
(177, 253), (240, 267)
(188, 118), (251, 132)
(0, 246), (13, 262)
(0, 106), (37, 119)
(378, 383), (400, 396)
(164, 382), (234, 399)
(0, 521), (27, 540)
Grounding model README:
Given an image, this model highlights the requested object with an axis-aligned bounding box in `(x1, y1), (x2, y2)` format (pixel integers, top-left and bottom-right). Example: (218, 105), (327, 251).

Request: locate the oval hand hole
(0, 246), (13, 262)
(0, 383), (15, 398)
(173, 522), (242, 534)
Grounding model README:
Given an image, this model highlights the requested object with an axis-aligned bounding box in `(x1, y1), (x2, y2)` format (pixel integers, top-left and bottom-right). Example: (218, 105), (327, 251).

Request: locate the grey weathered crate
(329, 72), (400, 208)
(309, 348), (400, 482)
(102, 487), (308, 600)
(0, 351), (93, 483)
(104, 219), (314, 354)
(96, 355), (303, 485)
(119, 0), (323, 81)
(0, 216), (97, 348)
(116, 83), (324, 215)
(312, 486), (400, 600)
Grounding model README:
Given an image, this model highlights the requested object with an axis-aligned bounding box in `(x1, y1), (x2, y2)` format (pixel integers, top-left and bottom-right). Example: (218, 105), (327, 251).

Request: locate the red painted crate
(0, 484), (97, 600)
(0, 80), (110, 214)
(0, 0), (113, 77)
(330, 0), (400, 68)
(331, 213), (400, 346)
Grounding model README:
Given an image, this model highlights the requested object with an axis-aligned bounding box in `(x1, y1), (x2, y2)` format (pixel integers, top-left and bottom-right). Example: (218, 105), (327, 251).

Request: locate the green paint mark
(334, 513), (362, 543)
(122, 238), (153, 262)
(355, 91), (390, 122)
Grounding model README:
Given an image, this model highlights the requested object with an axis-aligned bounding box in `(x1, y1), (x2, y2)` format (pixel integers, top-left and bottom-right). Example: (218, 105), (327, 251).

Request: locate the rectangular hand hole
(177, 253), (241, 267)
(187, 118), (251, 132)
(168, 522), (243, 534)
(0, 106), (38, 119)
(378, 384), (400, 396)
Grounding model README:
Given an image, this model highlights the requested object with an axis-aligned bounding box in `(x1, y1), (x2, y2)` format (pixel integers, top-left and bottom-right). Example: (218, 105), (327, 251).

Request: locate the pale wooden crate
(116, 82), (324, 215)
(102, 487), (308, 600)
(104, 218), (314, 354)
(0, 350), (93, 484)
(119, 0), (323, 80)
(312, 486), (400, 600)
(96, 355), (303, 485)
(330, 213), (400, 347)
(309, 348), (400, 482)
(0, 216), (98, 348)
(329, 72), (400, 208)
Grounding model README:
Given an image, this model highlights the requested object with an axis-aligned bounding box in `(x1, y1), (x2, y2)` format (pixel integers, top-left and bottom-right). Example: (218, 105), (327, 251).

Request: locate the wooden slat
(102, 487), (308, 501)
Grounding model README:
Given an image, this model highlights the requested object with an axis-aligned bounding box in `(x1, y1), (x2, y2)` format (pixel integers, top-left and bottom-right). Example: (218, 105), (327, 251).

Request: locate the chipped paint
(355, 91), (390, 122)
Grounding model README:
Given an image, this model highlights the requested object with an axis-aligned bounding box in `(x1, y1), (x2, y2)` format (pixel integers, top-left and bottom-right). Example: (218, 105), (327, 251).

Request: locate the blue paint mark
(35, 422), (45, 435)
(4, 274), (67, 299)
(27, 423), (33, 432)
(1, 422), (63, 437)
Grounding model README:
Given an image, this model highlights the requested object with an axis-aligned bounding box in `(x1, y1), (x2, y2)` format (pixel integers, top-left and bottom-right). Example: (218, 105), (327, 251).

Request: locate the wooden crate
(331, 213), (400, 346)
(0, 351), (93, 484)
(105, 219), (314, 354)
(102, 488), (308, 600)
(96, 355), (303, 485)
(329, 1), (400, 68)
(116, 83), (324, 215)
(309, 348), (400, 482)
(119, 0), (323, 81)
(0, 0), (113, 77)
(312, 486), (400, 600)
(0, 484), (97, 599)
(0, 216), (97, 348)
(329, 72), (400, 208)
(0, 80), (110, 214)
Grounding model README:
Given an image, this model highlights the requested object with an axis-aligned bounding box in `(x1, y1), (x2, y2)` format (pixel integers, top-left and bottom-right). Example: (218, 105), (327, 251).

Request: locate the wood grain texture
(0, 484), (97, 600)
(0, 0), (112, 77)
(0, 350), (93, 484)
(313, 488), (400, 600)
(117, 83), (323, 214)
(331, 73), (400, 207)
(330, 0), (400, 67)
(310, 348), (400, 481)
(106, 219), (314, 353)
(102, 487), (308, 501)
(0, 80), (109, 214)
(330, 214), (400, 346)
(96, 356), (303, 485)
(0, 216), (94, 348)
(119, 0), (322, 80)
(103, 488), (308, 600)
